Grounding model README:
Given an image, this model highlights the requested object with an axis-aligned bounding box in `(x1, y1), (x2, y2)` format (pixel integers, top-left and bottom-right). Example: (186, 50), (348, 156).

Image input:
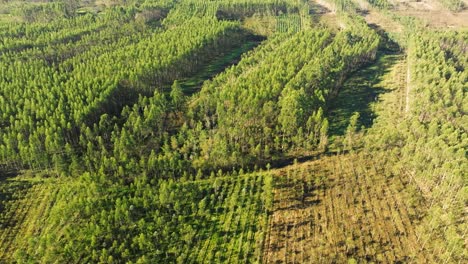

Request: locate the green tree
(170, 80), (184, 111)
(345, 112), (360, 151)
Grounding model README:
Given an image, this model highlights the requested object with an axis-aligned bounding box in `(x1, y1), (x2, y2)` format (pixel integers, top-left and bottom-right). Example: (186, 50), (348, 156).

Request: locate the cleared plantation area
(0, 174), (58, 262)
(263, 153), (431, 263)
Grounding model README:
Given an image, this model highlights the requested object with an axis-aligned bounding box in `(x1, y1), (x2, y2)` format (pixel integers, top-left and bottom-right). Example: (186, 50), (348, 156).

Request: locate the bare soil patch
(391, 0), (468, 28)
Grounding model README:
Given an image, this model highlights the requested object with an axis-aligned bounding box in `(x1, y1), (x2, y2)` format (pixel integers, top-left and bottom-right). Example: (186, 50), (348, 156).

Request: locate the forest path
(309, 0), (340, 29)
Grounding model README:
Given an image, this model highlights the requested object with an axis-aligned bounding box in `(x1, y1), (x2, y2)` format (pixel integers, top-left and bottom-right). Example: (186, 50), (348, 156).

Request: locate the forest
(0, 0), (466, 263)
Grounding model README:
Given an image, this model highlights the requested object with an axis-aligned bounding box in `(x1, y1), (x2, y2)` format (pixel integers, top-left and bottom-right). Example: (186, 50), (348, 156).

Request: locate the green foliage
(170, 80), (184, 110)
(345, 112), (360, 150)
(9, 0), (80, 23)
(184, 17), (379, 168)
(346, 112), (360, 135)
(0, 14), (243, 172)
(437, 0), (465, 11)
(15, 172), (270, 263)
(366, 0), (391, 9)
(365, 29), (467, 263)
(276, 14), (302, 33)
(0, 2), (396, 263)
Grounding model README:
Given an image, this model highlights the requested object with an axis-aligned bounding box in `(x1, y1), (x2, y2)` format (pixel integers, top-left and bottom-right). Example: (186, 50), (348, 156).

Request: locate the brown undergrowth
(263, 153), (430, 263)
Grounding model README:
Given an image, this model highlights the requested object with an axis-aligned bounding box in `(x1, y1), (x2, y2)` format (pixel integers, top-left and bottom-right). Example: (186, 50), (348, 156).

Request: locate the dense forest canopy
(0, 0), (466, 263)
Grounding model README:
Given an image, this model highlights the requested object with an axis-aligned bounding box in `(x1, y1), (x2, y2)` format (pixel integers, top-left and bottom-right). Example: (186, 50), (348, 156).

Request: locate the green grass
(178, 40), (261, 95)
(327, 52), (401, 138)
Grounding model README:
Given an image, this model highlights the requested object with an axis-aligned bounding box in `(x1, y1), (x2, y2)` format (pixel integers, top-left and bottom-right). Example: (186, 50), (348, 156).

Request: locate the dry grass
(364, 10), (404, 33)
(309, 0), (341, 30)
(390, 0), (468, 28)
(263, 153), (430, 263)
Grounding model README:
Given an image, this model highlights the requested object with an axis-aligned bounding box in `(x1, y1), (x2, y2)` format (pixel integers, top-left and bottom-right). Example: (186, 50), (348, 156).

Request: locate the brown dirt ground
(390, 0), (468, 28)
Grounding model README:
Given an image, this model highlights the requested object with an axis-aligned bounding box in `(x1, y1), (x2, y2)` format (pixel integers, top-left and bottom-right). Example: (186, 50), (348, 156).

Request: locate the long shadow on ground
(0, 170), (34, 227)
(176, 36), (263, 95)
(327, 52), (401, 137)
(327, 22), (403, 137)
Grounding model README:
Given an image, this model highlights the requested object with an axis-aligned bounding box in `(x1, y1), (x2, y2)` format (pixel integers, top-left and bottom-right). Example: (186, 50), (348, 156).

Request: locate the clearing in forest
(262, 153), (429, 263)
(391, 0), (468, 28)
(327, 53), (401, 137)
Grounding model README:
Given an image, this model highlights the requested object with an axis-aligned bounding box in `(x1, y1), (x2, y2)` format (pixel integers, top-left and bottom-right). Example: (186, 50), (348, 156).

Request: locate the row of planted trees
(1, 0), (313, 173)
(2, 2), (383, 262)
(365, 28), (466, 263)
(0, 13), (245, 172)
(182, 15), (379, 169)
(402, 30), (466, 263)
(15, 169), (272, 263)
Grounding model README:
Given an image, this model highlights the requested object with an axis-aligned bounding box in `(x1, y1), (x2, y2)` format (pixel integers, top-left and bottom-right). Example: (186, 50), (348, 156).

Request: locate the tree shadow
(0, 169), (19, 182)
(175, 36), (264, 96)
(327, 22), (403, 138)
(81, 31), (263, 128)
(0, 170), (35, 226)
(327, 50), (401, 137)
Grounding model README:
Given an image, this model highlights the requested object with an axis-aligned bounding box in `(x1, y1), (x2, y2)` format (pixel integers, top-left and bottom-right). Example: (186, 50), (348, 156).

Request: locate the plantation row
(186, 15), (379, 168)
(68, 15), (380, 185)
(150, 0), (311, 37)
(0, 15), (244, 171)
(399, 30), (466, 263)
(0, 175), (58, 262)
(6, 1), (465, 263)
(364, 29), (467, 262)
(0, 0), (316, 174)
(163, 0), (309, 26)
(14, 172), (273, 263)
(0, 6), (388, 262)
(0, 0), (310, 27)
(0, 0), (175, 23)
(0, 13), (381, 182)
